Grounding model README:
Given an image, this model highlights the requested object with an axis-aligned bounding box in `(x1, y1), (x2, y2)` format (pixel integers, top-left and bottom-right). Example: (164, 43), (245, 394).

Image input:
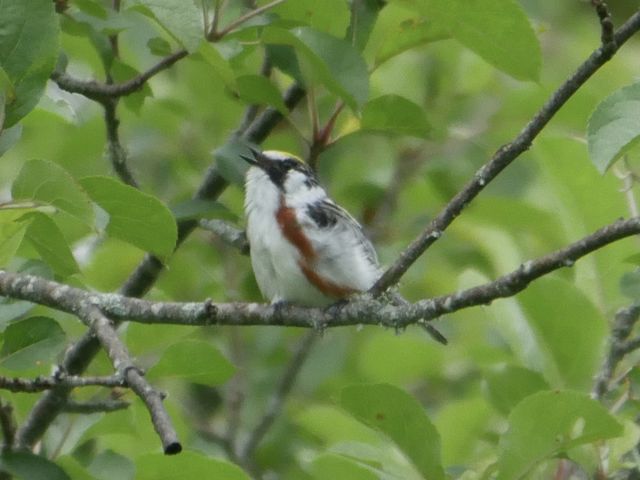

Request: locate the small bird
(241, 148), (446, 344)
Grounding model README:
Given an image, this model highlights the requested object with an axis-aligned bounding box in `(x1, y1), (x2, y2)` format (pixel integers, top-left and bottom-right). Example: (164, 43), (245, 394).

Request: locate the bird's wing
(303, 199), (379, 266)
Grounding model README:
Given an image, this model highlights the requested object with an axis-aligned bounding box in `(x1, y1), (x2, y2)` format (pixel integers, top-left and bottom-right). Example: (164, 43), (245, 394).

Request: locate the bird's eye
(282, 159), (298, 170)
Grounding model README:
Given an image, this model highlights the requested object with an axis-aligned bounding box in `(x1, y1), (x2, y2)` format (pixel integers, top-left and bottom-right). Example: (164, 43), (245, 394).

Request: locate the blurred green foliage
(1, 0), (640, 478)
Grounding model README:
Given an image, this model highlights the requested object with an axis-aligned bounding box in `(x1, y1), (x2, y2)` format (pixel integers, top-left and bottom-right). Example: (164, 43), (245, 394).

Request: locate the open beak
(240, 147), (263, 168)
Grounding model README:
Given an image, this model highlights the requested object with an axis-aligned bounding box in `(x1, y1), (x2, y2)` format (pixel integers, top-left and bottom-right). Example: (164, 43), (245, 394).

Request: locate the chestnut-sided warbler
(241, 149), (445, 344)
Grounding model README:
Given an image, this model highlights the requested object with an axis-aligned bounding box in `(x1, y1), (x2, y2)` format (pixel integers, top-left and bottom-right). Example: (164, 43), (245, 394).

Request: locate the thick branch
(371, 10), (640, 295)
(1, 217), (638, 329)
(77, 305), (180, 455)
(51, 50), (188, 102)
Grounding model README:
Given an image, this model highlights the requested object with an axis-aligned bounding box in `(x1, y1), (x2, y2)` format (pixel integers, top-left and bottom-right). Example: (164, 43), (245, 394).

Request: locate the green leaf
(341, 383), (445, 480)
(0, 124), (22, 157)
(484, 365), (549, 415)
(196, 42), (237, 90)
(374, 17), (447, 67)
(309, 453), (379, 480)
(0, 451), (70, 480)
(0, 210), (28, 268)
(620, 270), (640, 299)
(88, 450), (135, 480)
(0, 316), (66, 371)
(497, 390), (623, 480)
(0, 0), (60, 127)
(587, 82), (640, 173)
(127, 0), (203, 52)
(347, 0), (387, 52)
(263, 26), (369, 110)
(12, 159), (94, 228)
(147, 37), (173, 56)
(271, 0), (350, 38)
(79, 176), (178, 259)
(136, 451), (250, 480)
(170, 199), (236, 221)
(22, 212), (80, 277)
(147, 340), (235, 385)
(517, 277), (607, 390)
(427, 0), (541, 81)
(237, 75), (287, 113)
(361, 94), (429, 138)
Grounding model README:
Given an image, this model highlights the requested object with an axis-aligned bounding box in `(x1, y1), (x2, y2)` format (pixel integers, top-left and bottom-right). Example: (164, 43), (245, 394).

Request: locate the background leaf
(127, 0), (203, 52)
(0, 316), (66, 371)
(497, 391), (623, 480)
(12, 159), (94, 228)
(146, 340), (235, 385)
(263, 26), (369, 110)
(587, 81), (640, 173)
(0, 451), (70, 480)
(80, 176), (177, 259)
(427, 0), (541, 81)
(22, 212), (80, 277)
(136, 451), (251, 480)
(361, 94), (430, 138)
(341, 383), (445, 480)
(0, 0), (60, 127)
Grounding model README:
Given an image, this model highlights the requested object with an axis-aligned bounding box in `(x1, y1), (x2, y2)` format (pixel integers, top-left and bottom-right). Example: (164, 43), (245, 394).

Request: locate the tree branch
(207, 0), (286, 41)
(1, 217), (638, 329)
(592, 304), (640, 399)
(240, 331), (318, 460)
(77, 305), (180, 454)
(199, 219), (249, 254)
(371, 10), (640, 296)
(0, 402), (15, 454)
(62, 399), (130, 414)
(51, 50), (188, 102)
(0, 374), (125, 393)
(103, 99), (139, 188)
(591, 0), (615, 46)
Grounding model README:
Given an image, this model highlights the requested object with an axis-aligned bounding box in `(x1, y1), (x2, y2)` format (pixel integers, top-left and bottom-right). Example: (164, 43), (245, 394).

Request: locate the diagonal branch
(240, 331), (318, 460)
(51, 50), (188, 102)
(371, 10), (640, 296)
(77, 304), (180, 454)
(1, 217), (639, 329)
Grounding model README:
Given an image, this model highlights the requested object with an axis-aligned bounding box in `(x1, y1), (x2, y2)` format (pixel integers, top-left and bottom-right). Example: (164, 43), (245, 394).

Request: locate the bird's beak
(240, 147), (263, 168)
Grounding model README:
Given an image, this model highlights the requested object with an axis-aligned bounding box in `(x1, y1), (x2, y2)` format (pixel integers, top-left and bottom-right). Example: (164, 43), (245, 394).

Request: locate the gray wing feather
(306, 200), (378, 266)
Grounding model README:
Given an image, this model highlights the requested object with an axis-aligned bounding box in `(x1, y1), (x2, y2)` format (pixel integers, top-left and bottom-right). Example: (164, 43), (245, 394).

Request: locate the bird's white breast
(244, 167), (331, 305)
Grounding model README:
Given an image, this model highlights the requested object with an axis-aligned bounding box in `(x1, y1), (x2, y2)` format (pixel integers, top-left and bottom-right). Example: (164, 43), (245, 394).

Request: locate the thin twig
(2, 217), (640, 329)
(240, 331), (318, 459)
(0, 374), (125, 393)
(592, 304), (640, 399)
(208, 0), (286, 41)
(0, 402), (16, 454)
(591, 0), (615, 46)
(77, 304), (181, 454)
(103, 99), (139, 188)
(51, 50), (188, 102)
(199, 219), (249, 254)
(371, 10), (640, 296)
(62, 399), (130, 414)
